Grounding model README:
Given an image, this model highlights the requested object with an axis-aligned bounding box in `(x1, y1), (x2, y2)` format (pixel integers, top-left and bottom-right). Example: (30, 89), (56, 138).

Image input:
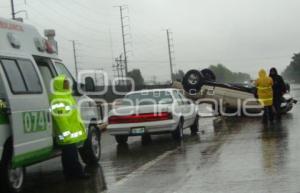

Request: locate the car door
(172, 90), (189, 127)
(0, 57), (53, 168)
(178, 91), (196, 127)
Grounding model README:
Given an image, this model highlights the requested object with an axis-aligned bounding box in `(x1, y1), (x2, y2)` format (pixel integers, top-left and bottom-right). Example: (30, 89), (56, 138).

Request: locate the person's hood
(269, 67), (278, 77)
(52, 75), (71, 93)
(259, 69), (267, 78)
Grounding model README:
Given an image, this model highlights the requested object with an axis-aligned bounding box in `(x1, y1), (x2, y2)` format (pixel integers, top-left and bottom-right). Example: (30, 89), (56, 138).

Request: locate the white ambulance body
(0, 17), (101, 193)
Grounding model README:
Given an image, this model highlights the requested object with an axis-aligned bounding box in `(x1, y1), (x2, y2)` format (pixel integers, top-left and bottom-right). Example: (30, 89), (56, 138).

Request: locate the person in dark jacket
(269, 68), (286, 119)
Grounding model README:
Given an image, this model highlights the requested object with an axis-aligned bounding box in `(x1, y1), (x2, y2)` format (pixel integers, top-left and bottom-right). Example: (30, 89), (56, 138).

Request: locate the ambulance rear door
(0, 57), (53, 168)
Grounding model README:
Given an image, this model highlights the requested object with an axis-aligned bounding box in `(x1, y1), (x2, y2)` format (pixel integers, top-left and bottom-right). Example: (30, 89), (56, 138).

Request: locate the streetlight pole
(166, 29), (174, 82)
(71, 40), (79, 80)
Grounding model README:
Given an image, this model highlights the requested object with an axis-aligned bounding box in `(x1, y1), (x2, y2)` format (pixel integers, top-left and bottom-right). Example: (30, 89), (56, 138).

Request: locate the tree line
(127, 52), (300, 85)
(208, 64), (251, 83)
(128, 64), (251, 86)
(282, 53), (300, 83)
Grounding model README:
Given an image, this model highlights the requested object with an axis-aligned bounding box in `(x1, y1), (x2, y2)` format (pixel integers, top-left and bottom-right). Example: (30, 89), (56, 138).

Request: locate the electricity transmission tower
(114, 5), (131, 78)
(113, 54), (126, 85)
(166, 29), (175, 82)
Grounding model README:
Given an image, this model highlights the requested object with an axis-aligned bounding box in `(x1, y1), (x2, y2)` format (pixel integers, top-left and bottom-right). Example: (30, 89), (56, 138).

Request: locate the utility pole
(10, 0), (16, 19)
(166, 29), (175, 82)
(115, 5), (130, 78)
(71, 40), (79, 80)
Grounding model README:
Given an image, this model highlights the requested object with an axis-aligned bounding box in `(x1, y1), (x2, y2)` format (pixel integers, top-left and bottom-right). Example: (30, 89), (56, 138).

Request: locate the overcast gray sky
(1, 0), (300, 82)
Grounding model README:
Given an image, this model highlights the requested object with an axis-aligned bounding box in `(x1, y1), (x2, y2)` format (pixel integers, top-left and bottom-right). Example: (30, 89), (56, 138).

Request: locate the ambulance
(0, 17), (102, 192)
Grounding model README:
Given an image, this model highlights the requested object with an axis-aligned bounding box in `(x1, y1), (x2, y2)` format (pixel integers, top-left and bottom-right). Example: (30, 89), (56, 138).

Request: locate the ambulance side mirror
(85, 77), (95, 92)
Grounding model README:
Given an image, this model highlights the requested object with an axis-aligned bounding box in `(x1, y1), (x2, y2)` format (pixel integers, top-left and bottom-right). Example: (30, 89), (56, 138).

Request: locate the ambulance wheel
(0, 145), (25, 193)
(79, 124), (101, 165)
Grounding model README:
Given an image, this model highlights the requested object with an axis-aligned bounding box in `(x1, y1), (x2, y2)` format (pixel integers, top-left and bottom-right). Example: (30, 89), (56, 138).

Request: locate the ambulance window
(0, 72), (5, 97)
(38, 65), (53, 93)
(17, 60), (42, 93)
(0, 59), (27, 93)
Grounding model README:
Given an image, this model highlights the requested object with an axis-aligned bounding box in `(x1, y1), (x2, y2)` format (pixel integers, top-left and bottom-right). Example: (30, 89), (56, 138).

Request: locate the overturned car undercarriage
(181, 69), (297, 115)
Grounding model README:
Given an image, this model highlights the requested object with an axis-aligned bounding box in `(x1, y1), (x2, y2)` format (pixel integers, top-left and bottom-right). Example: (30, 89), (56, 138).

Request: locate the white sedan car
(107, 89), (199, 145)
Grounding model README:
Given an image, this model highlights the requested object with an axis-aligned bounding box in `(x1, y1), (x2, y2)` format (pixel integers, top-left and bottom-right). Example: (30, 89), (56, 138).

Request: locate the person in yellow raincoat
(50, 75), (87, 145)
(50, 75), (88, 178)
(255, 69), (274, 123)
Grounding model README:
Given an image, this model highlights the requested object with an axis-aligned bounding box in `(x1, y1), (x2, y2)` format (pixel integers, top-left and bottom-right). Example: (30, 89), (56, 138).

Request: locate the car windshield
(54, 62), (74, 84)
(54, 62), (80, 96)
(123, 91), (173, 106)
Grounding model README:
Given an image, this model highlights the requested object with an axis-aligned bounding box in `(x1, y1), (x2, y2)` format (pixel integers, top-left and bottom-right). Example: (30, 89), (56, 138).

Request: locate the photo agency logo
(53, 70), (264, 123)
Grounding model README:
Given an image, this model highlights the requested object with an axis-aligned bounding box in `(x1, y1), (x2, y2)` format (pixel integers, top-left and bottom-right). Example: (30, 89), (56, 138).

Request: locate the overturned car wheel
(182, 69), (205, 94)
(201, 68), (216, 82)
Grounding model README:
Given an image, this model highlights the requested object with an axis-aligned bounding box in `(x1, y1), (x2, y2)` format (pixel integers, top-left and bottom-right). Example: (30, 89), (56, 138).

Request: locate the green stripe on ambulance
(0, 114), (9, 125)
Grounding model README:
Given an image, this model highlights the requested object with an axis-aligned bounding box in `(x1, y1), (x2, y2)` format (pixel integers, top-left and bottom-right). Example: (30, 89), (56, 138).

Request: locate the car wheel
(141, 134), (152, 146)
(172, 120), (184, 141)
(115, 135), (128, 145)
(0, 146), (25, 193)
(79, 124), (101, 165)
(190, 116), (199, 135)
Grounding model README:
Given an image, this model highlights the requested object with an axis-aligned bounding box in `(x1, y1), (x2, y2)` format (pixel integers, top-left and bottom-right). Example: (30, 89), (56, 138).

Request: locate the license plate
(131, 127), (145, 135)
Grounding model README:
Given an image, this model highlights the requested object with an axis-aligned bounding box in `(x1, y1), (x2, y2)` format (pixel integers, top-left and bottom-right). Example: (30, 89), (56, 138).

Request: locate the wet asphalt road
(23, 85), (300, 193)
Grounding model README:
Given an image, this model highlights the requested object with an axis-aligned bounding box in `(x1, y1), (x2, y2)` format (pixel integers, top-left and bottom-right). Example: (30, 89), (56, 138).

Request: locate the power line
(26, 5), (109, 43)
(65, 0), (118, 18)
(51, 1), (111, 32)
(79, 42), (112, 49)
(29, 1), (109, 37)
(27, 18), (113, 71)
(77, 55), (112, 60)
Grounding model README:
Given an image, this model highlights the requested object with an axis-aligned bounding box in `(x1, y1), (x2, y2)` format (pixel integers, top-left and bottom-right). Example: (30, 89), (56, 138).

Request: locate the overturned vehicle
(181, 69), (297, 115)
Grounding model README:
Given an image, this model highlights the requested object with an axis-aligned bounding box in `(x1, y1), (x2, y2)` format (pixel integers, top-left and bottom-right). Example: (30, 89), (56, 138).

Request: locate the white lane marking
(114, 148), (178, 187)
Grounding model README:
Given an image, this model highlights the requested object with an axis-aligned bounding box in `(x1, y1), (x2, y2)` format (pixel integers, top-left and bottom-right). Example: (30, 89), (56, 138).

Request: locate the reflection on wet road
(23, 85), (300, 193)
